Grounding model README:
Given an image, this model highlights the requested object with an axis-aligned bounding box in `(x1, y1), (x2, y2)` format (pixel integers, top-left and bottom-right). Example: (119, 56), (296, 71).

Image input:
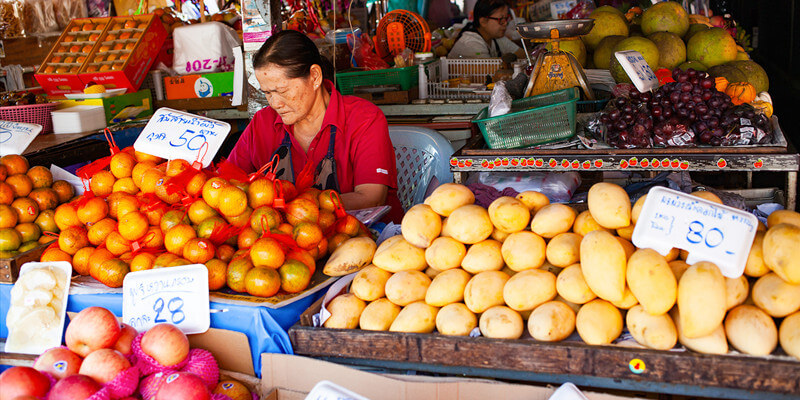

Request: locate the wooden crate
(0, 244), (48, 283)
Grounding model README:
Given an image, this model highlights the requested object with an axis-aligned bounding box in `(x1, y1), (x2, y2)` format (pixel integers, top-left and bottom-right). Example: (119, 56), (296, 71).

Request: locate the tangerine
(285, 198), (319, 226)
(327, 232), (350, 255)
(183, 238), (215, 263)
(296, 188), (321, 207)
(139, 168), (165, 194)
(205, 259), (228, 291)
(28, 188), (59, 211)
(318, 189), (341, 212)
(72, 246), (95, 275)
(107, 192), (139, 219)
(188, 199), (218, 225)
(160, 209), (190, 233)
(216, 244), (235, 262)
(112, 177), (139, 195)
(54, 203), (80, 230)
(105, 231), (131, 256)
(277, 180), (297, 201)
(90, 171), (116, 197)
(134, 151), (163, 164)
(0, 164), (8, 181)
(186, 171), (208, 197)
(279, 259), (312, 293)
(168, 258), (192, 267)
(196, 216), (226, 239)
(315, 236), (328, 260)
(94, 258), (129, 288)
(77, 197), (108, 225)
(0, 182), (13, 205)
(131, 161), (156, 188)
(153, 253), (179, 269)
(14, 222), (41, 242)
(38, 234), (55, 245)
(165, 159), (191, 177)
(237, 227), (259, 249)
(154, 177), (181, 204)
(245, 267), (281, 297)
(18, 241), (38, 253)
(164, 224), (196, 255)
(286, 249), (316, 275)
(142, 226), (164, 248)
(0, 204), (18, 228)
(292, 222), (323, 250)
(144, 206), (166, 226)
(88, 217), (117, 246)
(58, 226), (89, 255)
(34, 209), (58, 233)
(40, 247), (72, 262)
(335, 214), (361, 236)
(6, 174), (33, 197)
(52, 180), (76, 203)
(202, 177), (230, 208)
(0, 155), (29, 175)
(276, 223), (293, 236)
(227, 257), (254, 293)
(218, 186), (247, 217)
(250, 237), (284, 269)
(225, 207), (252, 228)
(318, 210), (335, 231)
(130, 253), (156, 271)
(11, 197), (38, 223)
(247, 178), (275, 209)
(250, 206), (281, 234)
(87, 248), (114, 272)
(118, 211), (148, 241)
(0, 228), (22, 251)
(26, 166), (53, 189)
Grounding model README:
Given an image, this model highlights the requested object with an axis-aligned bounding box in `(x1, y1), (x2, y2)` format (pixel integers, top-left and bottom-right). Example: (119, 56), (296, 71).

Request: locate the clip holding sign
(614, 50), (659, 93)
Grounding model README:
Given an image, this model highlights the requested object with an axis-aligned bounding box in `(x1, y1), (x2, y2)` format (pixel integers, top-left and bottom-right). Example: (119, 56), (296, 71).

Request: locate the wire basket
(420, 57), (503, 100)
(336, 65), (419, 95)
(473, 87), (578, 149)
(0, 102), (58, 134)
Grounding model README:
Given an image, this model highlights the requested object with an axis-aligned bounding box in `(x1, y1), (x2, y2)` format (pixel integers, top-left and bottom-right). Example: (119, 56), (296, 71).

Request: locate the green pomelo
(706, 64), (747, 83)
(609, 36), (660, 83)
(684, 23), (709, 42)
(735, 52), (750, 61)
(641, 1), (690, 37)
(686, 27), (738, 67)
(648, 31), (686, 70)
(593, 35), (626, 70)
(547, 39), (587, 67)
(582, 12), (629, 51)
(728, 60), (769, 92)
(591, 5), (623, 16)
(678, 60), (708, 71)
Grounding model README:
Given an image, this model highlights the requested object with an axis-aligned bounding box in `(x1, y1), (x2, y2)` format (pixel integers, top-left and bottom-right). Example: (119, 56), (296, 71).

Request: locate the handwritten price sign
(614, 50), (659, 93)
(632, 187), (758, 278)
(133, 108), (230, 168)
(0, 121), (42, 157)
(122, 264), (210, 333)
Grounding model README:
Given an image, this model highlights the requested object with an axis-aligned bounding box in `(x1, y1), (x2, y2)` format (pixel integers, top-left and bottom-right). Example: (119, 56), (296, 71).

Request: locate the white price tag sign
(614, 50), (659, 93)
(122, 264), (210, 334)
(632, 187), (758, 278)
(0, 121), (42, 157)
(133, 108), (230, 168)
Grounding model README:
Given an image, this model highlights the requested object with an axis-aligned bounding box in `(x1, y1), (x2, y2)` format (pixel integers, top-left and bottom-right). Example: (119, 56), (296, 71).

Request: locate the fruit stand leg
(787, 171), (797, 210)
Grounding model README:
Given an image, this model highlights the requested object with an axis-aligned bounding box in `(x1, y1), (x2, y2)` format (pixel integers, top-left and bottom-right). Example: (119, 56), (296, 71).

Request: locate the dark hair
(454, 0), (509, 42)
(253, 30), (334, 82)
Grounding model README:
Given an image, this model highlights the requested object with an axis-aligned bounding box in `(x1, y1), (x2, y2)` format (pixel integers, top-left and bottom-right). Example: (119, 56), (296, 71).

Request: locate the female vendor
(448, 0), (526, 58)
(227, 30), (403, 220)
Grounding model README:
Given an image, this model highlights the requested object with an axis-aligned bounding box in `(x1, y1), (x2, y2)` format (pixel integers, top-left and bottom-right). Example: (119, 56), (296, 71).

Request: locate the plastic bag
(54, 0), (87, 29)
(488, 81), (511, 117)
(348, 33), (389, 71)
(653, 118), (696, 147)
(173, 22), (242, 74)
(393, 48), (414, 68)
(20, 0), (57, 34)
(86, 0), (110, 17)
(467, 171), (581, 203)
(561, 0), (595, 19)
(720, 104), (773, 146)
(0, 0), (25, 38)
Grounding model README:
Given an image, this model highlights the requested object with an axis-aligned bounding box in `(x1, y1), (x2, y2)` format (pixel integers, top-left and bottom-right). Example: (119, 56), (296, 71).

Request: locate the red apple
(47, 374), (102, 400)
(78, 349), (131, 384)
(65, 307), (122, 357)
(0, 366), (50, 399)
(155, 372), (211, 400)
(113, 323), (138, 356)
(34, 347), (83, 380)
(141, 324), (190, 367)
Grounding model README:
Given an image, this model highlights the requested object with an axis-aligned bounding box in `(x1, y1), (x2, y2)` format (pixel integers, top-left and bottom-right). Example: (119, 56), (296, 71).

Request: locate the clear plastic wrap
(720, 104), (773, 146)
(20, 0), (57, 35)
(54, 0), (87, 30)
(0, 0), (25, 38)
(87, 0), (110, 17)
(467, 171), (581, 203)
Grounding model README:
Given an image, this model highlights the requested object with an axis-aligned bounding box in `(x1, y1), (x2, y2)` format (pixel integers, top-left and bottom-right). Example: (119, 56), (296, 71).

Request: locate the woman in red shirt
(228, 30), (402, 219)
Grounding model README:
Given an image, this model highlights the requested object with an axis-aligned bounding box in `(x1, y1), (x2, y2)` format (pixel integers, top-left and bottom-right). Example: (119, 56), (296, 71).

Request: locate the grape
(709, 98), (721, 108)
(640, 92), (652, 102)
(644, 118), (653, 130)
(679, 92), (690, 103)
(692, 86), (703, 95)
(663, 108), (674, 118)
(701, 77), (714, 89)
(712, 127), (724, 137)
(711, 137), (722, 146)
(686, 101), (696, 109)
(623, 113), (635, 123)
(676, 101), (686, 109)
(676, 73), (689, 83)
(654, 92), (663, 100)
(696, 121), (709, 132)
(600, 114), (611, 124)
(707, 117), (719, 128)
(672, 69), (682, 80)
(690, 77), (700, 86)
(652, 106), (663, 117)
(692, 94), (703, 104)
(745, 109), (756, 119)
(615, 98), (627, 108)
(696, 104), (709, 115)
(616, 121), (628, 131)
(677, 108), (689, 118)
(700, 131), (713, 143)
(670, 92), (681, 103)
(681, 83), (693, 92)
(702, 91), (713, 101)
(687, 68), (697, 78)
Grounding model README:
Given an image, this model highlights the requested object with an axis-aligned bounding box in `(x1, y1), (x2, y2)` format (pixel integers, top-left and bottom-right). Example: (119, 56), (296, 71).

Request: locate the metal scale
(518, 19), (595, 100)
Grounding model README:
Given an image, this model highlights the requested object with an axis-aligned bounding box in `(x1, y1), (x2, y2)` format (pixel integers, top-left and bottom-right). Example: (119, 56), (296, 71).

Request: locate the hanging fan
(374, 10), (431, 60)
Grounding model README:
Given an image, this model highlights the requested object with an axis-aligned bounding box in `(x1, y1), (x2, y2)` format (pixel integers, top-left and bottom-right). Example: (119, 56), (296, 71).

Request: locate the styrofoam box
(51, 105), (107, 134)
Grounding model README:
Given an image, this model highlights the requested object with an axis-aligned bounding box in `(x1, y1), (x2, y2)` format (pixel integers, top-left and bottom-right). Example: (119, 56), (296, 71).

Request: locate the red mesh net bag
(131, 332), (190, 376)
(96, 365), (140, 399)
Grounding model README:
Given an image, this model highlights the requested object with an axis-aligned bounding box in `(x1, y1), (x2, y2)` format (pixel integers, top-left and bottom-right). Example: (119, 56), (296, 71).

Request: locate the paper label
(632, 187), (757, 278)
(0, 121), (42, 157)
(133, 108), (230, 168)
(122, 264), (210, 333)
(614, 50), (659, 93)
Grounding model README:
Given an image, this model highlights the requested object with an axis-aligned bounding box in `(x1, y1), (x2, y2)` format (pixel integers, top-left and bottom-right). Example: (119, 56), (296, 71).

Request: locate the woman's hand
(339, 183), (388, 210)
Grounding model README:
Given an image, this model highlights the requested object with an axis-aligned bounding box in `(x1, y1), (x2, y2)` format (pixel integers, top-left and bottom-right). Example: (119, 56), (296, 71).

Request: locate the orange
(28, 188), (59, 211)
(87, 248), (115, 272)
(130, 253), (156, 271)
(183, 238), (216, 263)
(58, 226), (89, 255)
(118, 211), (148, 241)
(0, 155), (29, 175)
(164, 224), (196, 255)
(335, 214), (361, 237)
(34, 209), (58, 233)
(52, 180), (76, 204)
(279, 259), (312, 293)
(245, 267), (281, 297)
(292, 222), (323, 250)
(107, 192), (139, 219)
(41, 247), (72, 262)
(318, 189), (342, 212)
(54, 203), (80, 230)
(168, 258), (191, 267)
(286, 249), (316, 275)
(0, 204), (18, 228)
(119, 252), (135, 263)
(134, 151), (163, 164)
(196, 216), (226, 239)
(206, 258), (228, 290)
(112, 177), (139, 195)
(139, 168), (165, 194)
(327, 232), (351, 255)
(160, 209), (190, 233)
(0, 228), (22, 251)
(144, 206), (166, 226)
(88, 217), (117, 246)
(250, 237), (284, 269)
(105, 231), (132, 256)
(131, 161), (156, 188)
(225, 206), (251, 228)
(11, 197), (39, 223)
(202, 177), (230, 208)
(278, 180), (297, 200)
(187, 199), (218, 225)
(237, 227), (259, 249)
(142, 226), (164, 248)
(26, 166), (53, 189)
(154, 177), (180, 204)
(231, 179), (250, 192)
(93, 258), (129, 288)
(315, 236), (328, 260)
(153, 252), (179, 269)
(276, 223), (293, 236)
(284, 198), (319, 226)
(216, 244), (235, 262)
(14, 222), (40, 242)
(218, 186), (247, 217)
(6, 174), (33, 197)
(0, 164), (6, 181)
(250, 206), (281, 234)
(247, 178), (275, 209)
(90, 171), (116, 197)
(72, 246), (96, 275)
(296, 188), (321, 207)
(186, 171), (208, 197)
(226, 257), (254, 292)
(318, 210), (335, 231)
(76, 197), (108, 225)
(165, 159), (191, 177)
(0, 182), (13, 205)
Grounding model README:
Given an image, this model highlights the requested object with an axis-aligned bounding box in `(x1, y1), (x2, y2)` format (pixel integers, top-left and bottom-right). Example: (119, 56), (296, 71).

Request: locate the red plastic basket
(0, 102), (58, 134)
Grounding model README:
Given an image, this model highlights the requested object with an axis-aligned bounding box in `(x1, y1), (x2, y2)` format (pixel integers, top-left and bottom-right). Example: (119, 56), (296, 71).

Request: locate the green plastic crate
(335, 65), (419, 95)
(473, 88), (579, 149)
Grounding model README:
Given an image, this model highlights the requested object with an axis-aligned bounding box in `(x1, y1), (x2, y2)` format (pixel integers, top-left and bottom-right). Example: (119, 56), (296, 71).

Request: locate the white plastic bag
(173, 21), (242, 75)
(488, 80), (511, 117)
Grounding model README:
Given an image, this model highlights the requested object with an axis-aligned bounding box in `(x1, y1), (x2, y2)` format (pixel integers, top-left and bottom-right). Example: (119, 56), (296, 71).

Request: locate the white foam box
(50, 105), (107, 134)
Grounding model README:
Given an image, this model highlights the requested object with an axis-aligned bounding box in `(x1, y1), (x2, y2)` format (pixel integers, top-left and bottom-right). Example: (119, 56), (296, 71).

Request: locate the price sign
(133, 108), (230, 168)
(122, 264), (210, 333)
(614, 50), (659, 93)
(0, 121), (42, 157)
(632, 187), (758, 278)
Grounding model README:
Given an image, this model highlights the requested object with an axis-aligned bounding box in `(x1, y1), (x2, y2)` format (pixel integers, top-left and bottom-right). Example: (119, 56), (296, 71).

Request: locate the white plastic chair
(389, 126), (455, 212)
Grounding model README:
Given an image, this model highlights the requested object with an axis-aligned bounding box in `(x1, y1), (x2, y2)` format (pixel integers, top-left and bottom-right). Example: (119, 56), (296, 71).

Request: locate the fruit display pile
(0, 306), (254, 400)
(322, 183), (800, 360)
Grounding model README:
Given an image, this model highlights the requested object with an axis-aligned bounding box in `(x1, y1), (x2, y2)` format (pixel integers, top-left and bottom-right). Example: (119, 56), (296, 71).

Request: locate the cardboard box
(164, 71), (234, 100)
(56, 89), (153, 123)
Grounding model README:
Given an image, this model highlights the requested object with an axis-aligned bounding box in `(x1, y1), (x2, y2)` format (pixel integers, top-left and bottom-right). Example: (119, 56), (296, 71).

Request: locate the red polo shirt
(228, 81), (402, 219)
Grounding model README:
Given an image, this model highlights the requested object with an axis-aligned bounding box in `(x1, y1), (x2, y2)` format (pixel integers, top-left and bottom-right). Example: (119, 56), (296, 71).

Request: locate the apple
(78, 349), (131, 384)
(47, 374), (102, 400)
(66, 307), (122, 357)
(34, 347), (83, 380)
(141, 324), (190, 367)
(155, 372), (211, 400)
(114, 323), (138, 356)
(0, 366), (50, 399)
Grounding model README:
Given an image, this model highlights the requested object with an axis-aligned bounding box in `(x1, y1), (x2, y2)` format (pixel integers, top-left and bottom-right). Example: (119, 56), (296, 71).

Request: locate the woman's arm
(340, 183), (389, 209)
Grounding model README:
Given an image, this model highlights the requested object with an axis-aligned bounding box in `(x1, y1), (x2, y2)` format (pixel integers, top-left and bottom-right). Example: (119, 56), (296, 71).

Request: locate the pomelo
(591, 5), (623, 16)
(593, 35), (626, 69)
(707, 64), (747, 83)
(687, 27), (737, 68)
(547, 39), (587, 67)
(582, 12), (629, 50)
(684, 23), (708, 41)
(641, 1), (690, 37)
(609, 36), (660, 83)
(728, 60), (769, 92)
(648, 31), (686, 70)
(678, 60), (707, 71)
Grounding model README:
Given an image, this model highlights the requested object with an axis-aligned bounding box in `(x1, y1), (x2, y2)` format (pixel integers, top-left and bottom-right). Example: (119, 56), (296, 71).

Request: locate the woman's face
(480, 6), (510, 39)
(255, 63), (320, 126)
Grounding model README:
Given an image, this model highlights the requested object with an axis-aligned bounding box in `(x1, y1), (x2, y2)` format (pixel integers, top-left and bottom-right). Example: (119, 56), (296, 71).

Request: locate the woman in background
(448, 0), (525, 58)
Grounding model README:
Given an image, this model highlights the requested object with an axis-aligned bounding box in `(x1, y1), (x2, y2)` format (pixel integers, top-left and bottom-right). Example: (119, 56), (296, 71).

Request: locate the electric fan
(374, 10), (431, 60)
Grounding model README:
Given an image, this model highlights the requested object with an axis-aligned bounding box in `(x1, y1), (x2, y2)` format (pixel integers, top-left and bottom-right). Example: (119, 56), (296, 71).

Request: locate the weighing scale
(517, 19), (595, 100)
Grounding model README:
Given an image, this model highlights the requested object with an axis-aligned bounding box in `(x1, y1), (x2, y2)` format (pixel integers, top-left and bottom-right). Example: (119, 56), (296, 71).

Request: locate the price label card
(133, 108), (230, 167)
(122, 264), (210, 334)
(0, 121), (42, 157)
(632, 187), (758, 278)
(614, 50), (659, 93)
